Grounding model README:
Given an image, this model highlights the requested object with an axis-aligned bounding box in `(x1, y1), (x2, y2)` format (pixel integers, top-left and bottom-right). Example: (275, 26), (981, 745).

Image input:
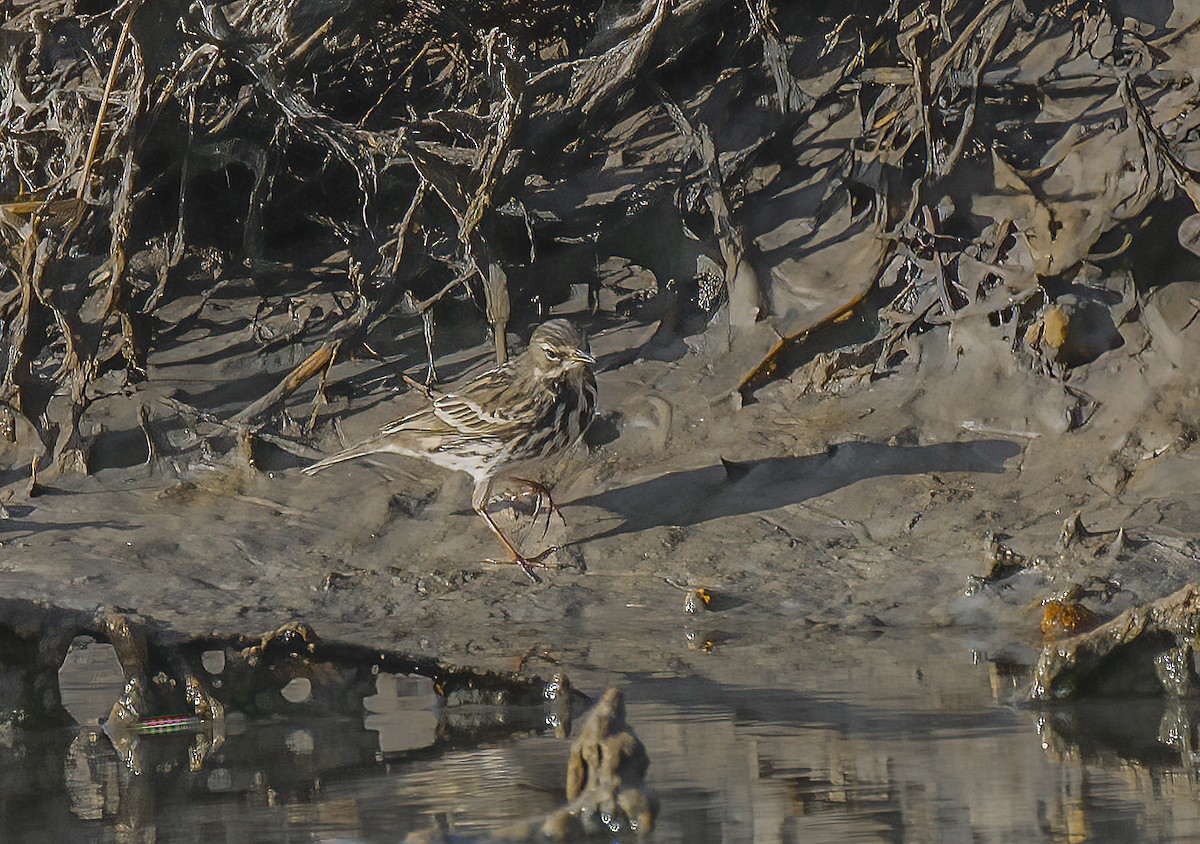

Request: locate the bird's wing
(377, 402), (446, 436)
(429, 391), (517, 436)
(379, 368), (516, 438)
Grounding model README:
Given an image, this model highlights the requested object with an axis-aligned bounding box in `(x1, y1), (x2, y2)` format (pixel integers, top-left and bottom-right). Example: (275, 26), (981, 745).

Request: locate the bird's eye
(542, 345), (562, 360)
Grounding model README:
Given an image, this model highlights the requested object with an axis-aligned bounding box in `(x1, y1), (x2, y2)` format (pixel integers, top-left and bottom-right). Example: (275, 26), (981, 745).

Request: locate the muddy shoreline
(4, 0), (1200, 688)
(4, 295), (1199, 683)
(5, 310), (1200, 839)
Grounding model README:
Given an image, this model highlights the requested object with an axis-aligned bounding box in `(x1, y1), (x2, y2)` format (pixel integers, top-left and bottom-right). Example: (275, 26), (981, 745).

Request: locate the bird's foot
(484, 545), (560, 583)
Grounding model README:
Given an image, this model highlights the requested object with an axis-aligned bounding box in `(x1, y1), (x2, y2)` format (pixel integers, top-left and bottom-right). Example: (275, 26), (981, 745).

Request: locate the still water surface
(9, 634), (1200, 842)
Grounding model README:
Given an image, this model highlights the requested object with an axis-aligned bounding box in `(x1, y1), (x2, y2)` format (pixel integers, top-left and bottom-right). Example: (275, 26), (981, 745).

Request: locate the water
(8, 635), (1200, 842)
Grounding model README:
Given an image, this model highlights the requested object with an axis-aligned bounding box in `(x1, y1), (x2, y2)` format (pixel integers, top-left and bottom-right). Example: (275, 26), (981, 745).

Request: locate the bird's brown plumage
(304, 319), (598, 577)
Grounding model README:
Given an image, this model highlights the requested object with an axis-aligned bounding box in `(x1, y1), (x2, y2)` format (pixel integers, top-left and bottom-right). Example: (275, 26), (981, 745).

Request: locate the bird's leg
(472, 479), (555, 583)
(510, 477), (565, 539)
(477, 508), (559, 583)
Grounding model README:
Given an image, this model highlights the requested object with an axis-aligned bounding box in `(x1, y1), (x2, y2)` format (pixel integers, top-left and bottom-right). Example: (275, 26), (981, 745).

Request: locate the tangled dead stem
(4, 0), (1199, 477)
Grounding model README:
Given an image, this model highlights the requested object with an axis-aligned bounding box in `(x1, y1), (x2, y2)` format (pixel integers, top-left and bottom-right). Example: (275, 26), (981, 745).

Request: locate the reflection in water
(364, 673), (440, 755)
(9, 637), (1200, 841)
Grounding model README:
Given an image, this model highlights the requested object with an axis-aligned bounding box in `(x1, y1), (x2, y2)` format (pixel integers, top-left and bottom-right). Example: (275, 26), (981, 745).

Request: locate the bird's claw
(510, 477), (566, 539)
(483, 545), (559, 583)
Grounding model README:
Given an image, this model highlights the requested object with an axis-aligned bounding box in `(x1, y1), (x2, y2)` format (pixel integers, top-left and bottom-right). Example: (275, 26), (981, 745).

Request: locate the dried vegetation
(2, 0), (1199, 474)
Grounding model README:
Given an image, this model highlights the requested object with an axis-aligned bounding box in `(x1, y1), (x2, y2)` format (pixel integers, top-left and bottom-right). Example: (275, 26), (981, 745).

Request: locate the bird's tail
(301, 439), (383, 475)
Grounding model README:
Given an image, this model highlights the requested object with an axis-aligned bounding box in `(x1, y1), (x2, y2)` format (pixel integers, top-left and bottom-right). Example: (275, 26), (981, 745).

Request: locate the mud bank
(2, 293), (1199, 681)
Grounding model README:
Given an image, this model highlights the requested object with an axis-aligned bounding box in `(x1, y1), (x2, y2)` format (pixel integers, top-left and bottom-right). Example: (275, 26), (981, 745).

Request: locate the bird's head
(525, 319), (595, 378)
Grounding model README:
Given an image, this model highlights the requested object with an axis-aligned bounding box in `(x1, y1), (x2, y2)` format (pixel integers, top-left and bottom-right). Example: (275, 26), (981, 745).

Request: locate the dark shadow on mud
(3, 518), (137, 538)
(574, 439), (1023, 540)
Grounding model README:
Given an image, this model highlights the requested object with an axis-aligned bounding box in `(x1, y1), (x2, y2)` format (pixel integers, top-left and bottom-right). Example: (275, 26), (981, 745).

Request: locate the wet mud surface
(4, 308), (1200, 675)
(5, 0), (1200, 692)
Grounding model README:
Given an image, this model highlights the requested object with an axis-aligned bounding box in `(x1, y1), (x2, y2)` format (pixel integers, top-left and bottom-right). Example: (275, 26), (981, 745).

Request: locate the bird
(303, 319), (598, 580)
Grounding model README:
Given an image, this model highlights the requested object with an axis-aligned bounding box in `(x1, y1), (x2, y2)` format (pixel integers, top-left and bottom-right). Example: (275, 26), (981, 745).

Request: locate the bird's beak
(571, 349), (597, 365)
